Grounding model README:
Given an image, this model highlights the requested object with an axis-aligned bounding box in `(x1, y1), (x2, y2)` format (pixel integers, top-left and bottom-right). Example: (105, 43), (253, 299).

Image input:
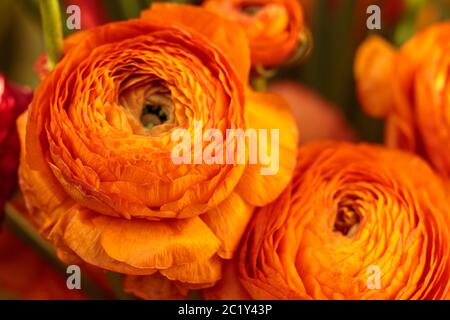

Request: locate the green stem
(39, 0), (63, 71)
(393, 0), (426, 46)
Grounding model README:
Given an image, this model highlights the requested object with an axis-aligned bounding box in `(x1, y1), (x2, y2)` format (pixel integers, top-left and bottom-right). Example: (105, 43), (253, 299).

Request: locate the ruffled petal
(63, 209), (157, 275)
(141, 3), (250, 84)
(160, 255), (222, 285)
(98, 215), (221, 270)
(124, 273), (186, 300)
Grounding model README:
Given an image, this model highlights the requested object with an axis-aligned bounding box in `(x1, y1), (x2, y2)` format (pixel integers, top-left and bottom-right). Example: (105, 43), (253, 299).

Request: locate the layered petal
(201, 192), (254, 259)
(160, 255), (222, 284)
(124, 273), (186, 300)
(63, 209), (221, 275)
(213, 142), (450, 300)
(141, 3), (250, 84)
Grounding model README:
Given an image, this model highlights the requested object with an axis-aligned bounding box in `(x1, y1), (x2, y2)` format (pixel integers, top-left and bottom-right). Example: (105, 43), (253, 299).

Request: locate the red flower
(0, 75), (32, 217)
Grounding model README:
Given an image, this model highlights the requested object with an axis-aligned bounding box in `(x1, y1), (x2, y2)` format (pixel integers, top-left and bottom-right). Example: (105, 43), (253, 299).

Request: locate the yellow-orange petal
(160, 255), (222, 285)
(17, 112), (75, 233)
(235, 90), (298, 206)
(202, 258), (251, 300)
(201, 192), (254, 259)
(354, 35), (396, 118)
(97, 214), (221, 270)
(124, 273), (185, 300)
(63, 209), (157, 275)
(64, 209), (222, 275)
(141, 3), (250, 84)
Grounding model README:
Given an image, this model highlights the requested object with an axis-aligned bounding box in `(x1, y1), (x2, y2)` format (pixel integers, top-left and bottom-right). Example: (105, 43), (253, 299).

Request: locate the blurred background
(1, 0), (449, 141)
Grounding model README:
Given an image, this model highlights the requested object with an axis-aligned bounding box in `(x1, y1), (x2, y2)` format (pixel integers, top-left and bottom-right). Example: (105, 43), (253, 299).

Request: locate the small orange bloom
(355, 23), (450, 178)
(203, 0), (305, 67)
(205, 142), (450, 299)
(18, 3), (298, 299)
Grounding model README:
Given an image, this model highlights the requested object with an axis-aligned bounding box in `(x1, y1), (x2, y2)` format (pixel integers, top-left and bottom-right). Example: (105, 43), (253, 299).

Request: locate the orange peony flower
(205, 142), (450, 299)
(203, 0), (305, 67)
(18, 3), (298, 299)
(354, 23), (450, 178)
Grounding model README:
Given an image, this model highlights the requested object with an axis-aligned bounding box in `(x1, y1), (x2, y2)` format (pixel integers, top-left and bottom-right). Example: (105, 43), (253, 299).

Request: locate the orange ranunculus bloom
(18, 3), (298, 299)
(203, 0), (305, 67)
(205, 142), (450, 300)
(355, 23), (450, 178)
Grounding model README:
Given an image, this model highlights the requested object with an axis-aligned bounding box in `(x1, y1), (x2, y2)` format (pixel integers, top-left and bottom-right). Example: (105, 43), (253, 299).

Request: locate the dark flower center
(140, 94), (172, 129)
(333, 197), (361, 236)
(240, 4), (263, 16)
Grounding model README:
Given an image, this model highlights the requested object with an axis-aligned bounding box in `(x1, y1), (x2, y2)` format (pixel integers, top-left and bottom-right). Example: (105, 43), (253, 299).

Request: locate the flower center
(140, 94), (172, 129)
(333, 197), (361, 236)
(240, 4), (262, 16)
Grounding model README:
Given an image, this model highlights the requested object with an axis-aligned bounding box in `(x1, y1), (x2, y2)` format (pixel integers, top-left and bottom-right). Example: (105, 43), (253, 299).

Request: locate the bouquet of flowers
(0, 0), (449, 300)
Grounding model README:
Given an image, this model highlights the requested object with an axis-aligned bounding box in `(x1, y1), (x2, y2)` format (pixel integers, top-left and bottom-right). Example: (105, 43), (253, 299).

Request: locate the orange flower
(203, 0), (305, 67)
(354, 23), (450, 178)
(18, 3), (298, 299)
(205, 142), (450, 299)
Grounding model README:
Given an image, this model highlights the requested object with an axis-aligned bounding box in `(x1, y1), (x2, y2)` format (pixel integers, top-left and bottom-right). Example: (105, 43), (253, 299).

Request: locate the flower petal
(98, 215), (221, 270)
(202, 258), (251, 300)
(141, 3), (250, 84)
(201, 192), (254, 259)
(354, 35), (396, 118)
(236, 90), (299, 206)
(17, 112), (73, 231)
(160, 255), (222, 285)
(63, 209), (157, 275)
(124, 273), (185, 300)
